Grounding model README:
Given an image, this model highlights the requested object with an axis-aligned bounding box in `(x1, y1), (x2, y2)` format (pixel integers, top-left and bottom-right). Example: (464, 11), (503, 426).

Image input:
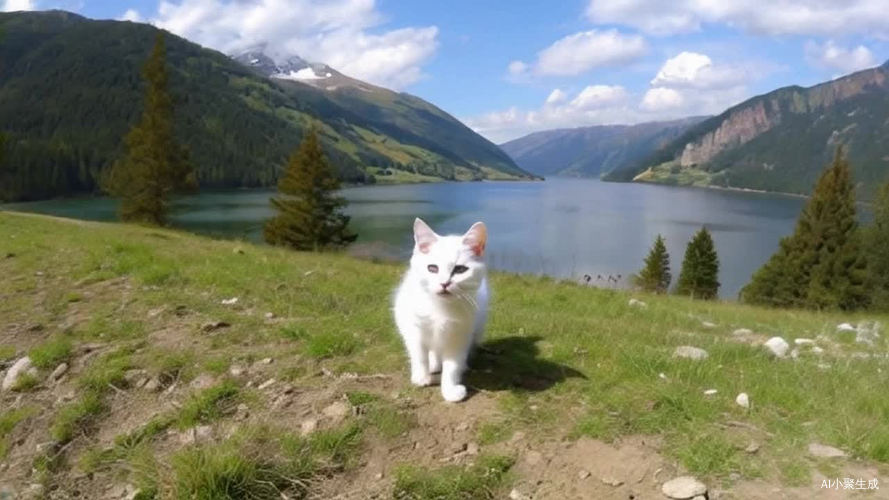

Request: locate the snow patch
(272, 68), (331, 81)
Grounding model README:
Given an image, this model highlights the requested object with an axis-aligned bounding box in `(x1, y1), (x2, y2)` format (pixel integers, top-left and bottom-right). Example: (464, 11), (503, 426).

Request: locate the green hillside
(605, 63), (889, 198)
(2, 211), (889, 498)
(0, 11), (531, 202)
(500, 117), (705, 178)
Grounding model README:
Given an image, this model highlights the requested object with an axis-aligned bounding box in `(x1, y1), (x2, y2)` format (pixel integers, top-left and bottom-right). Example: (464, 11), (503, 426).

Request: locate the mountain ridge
(0, 10), (533, 202)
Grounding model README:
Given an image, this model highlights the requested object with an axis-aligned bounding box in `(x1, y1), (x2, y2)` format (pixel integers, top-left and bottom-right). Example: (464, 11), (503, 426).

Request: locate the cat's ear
(463, 222), (487, 257)
(413, 218), (438, 254)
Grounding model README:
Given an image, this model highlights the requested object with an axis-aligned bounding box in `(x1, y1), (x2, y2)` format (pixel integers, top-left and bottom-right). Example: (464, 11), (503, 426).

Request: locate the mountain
(0, 11), (532, 202)
(500, 117), (705, 177)
(604, 62), (889, 198)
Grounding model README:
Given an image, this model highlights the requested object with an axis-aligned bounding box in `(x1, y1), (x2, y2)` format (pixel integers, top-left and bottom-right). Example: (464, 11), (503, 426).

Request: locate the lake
(2, 178), (807, 298)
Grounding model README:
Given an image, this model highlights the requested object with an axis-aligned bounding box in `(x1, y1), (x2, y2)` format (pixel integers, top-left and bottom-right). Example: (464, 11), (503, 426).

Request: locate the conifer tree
(263, 127), (357, 250)
(103, 33), (194, 225)
(633, 234), (671, 293)
(676, 227), (720, 300)
(866, 180), (889, 310)
(741, 147), (868, 310)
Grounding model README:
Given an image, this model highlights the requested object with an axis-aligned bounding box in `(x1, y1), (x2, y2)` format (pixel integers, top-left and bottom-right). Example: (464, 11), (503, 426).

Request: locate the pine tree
(866, 180), (889, 310)
(675, 227), (720, 300)
(740, 147), (868, 310)
(263, 127), (357, 250)
(633, 234), (671, 293)
(103, 33), (195, 225)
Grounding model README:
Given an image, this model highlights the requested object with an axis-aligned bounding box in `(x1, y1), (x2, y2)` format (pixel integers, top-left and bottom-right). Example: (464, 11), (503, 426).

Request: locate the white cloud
(587, 0), (889, 37)
(533, 29), (647, 76)
(508, 60), (529, 76)
(465, 85), (633, 142)
(650, 51), (747, 90)
(805, 40), (878, 74)
(1, 0), (35, 11)
(545, 88), (567, 105)
(640, 87), (684, 111)
(151, 0), (438, 90)
(119, 8), (142, 22)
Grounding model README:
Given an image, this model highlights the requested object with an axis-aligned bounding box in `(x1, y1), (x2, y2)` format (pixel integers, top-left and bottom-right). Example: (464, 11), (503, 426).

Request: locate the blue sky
(4, 0), (889, 142)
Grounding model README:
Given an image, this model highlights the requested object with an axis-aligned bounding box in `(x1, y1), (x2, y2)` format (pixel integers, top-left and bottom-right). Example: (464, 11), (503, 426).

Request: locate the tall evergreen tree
(103, 33), (194, 225)
(866, 180), (889, 310)
(741, 147), (868, 310)
(676, 227), (720, 300)
(264, 128), (357, 250)
(633, 234), (671, 293)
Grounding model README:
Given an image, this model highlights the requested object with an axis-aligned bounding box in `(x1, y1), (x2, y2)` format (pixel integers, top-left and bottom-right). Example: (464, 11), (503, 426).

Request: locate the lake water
(2, 178), (808, 298)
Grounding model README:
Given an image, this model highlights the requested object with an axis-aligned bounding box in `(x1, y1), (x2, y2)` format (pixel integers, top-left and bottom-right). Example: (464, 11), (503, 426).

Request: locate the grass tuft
(29, 334), (73, 369)
(176, 381), (239, 429)
(394, 454), (515, 499)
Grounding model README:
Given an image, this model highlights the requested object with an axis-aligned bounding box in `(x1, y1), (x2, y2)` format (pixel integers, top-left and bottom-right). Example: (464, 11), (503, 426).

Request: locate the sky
(3, 0), (889, 143)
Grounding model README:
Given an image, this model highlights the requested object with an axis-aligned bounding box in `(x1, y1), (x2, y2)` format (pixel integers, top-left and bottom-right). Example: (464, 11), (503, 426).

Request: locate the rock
(125, 488), (142, 500)
(235, 403), (249, 421)
(601, 476), (623, 487)
(143, 377), (161, 392)
(264, 312), (276, 320)
(508, 489), (530, 500)
(322, 401), (350, 420)
(260, 357), (273, 364)
(837, 323), (856, 332)
(201, 321), (230, 332)
(229, 365), (245, 377)
(794, 338), (815, 345)
(466, 442), (479, 455)
(703, 389), (718, 396)
(178, 428), (195, 445)
(50, 362), (69, 380)
(812, 346), (825, 354)
(221, 297), (239, 305)
(124, 369), (147, 384)
(374, 472), (384, 480)
(701, 321), (717, 329)
(628, 298), (647, 308)
(2, 357), (34, 391)
(855, 321), (881, 346)
(257, 378), (275, 390)
(692, 497), (706, 500)
(190, 374), (215, 390)
(763, 337), (790, 358)
(578, 469), (591, 480)
(661, 476), (707, 499)
(673, 346), (709, 361)
(735, 392), (750, 409)
(808, 443), (847, 458)
(733, 328), (753, 336)
(658, 372), (668, 380)
(745, 442), (760, 454)
(300, 419), (318, 436)
(194, 425), (213, 442)
(790, 348), (800, 359)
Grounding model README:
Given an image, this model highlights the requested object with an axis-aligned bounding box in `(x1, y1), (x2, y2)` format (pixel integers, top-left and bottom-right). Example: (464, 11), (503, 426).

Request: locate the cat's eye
(427, 264), (439, 273)
(453, 265), (469, 274)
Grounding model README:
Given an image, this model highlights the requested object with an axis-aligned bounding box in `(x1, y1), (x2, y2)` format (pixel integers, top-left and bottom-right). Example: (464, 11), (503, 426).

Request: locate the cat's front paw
(441, 384), (468, 402)
(411, 372), (433, 387)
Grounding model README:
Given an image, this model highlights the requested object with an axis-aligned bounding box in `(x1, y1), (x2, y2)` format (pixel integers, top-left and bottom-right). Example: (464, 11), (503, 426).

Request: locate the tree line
(634, 146), (889, 311)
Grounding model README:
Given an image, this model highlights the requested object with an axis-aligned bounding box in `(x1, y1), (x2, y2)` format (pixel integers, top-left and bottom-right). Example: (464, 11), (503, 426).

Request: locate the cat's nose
(440, 281), (452, 290)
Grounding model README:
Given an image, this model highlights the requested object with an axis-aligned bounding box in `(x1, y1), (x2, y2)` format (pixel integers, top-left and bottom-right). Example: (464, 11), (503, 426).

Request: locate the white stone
(673, 346), (709, 361)
(661, 476), (707, 499)
(703, 389), (718, 396)
(257, 378), (275, 390)
(701, 321), (717, 329)
(794, 338), (815, 345)
(264, 312), (276, 319)
(808, 443), (847, 458)
(2, 357), (33, 391)
(229, 365), (245, 377)
(322, 401), (350, 420)
(733, 328), (753, 336)
(763, 337), (790, 358)
(50, 362), (69, 380)
(221, 297), (239, 305)
(508, 489), (530, 500)
(195, 425), (213, 442)
(736, 392), (750, 409)
(628, 298), (647, 308)
(837, 323), (856, 332)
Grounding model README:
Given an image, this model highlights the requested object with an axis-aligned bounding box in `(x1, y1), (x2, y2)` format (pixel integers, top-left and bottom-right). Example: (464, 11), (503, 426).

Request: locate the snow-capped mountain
(231, 48), (350, 89)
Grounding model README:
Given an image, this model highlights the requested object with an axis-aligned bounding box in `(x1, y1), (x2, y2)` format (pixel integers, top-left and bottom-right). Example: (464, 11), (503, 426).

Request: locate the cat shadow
(465, 335), (586, 394)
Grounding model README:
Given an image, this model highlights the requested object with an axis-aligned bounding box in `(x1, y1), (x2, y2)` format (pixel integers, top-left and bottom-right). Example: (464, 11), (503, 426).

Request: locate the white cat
(393, 218), (489, 402)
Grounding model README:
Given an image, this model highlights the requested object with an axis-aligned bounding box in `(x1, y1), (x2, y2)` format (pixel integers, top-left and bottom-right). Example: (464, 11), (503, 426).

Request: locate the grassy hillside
(0, 11), (531, 202)
(1, 212), (888, 498)
(500, 117), (705, 178)
(604, 63), (889, 199)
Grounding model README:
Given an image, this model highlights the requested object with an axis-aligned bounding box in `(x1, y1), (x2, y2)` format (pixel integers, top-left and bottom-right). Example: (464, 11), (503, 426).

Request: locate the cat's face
(410, 218), (487, 300)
